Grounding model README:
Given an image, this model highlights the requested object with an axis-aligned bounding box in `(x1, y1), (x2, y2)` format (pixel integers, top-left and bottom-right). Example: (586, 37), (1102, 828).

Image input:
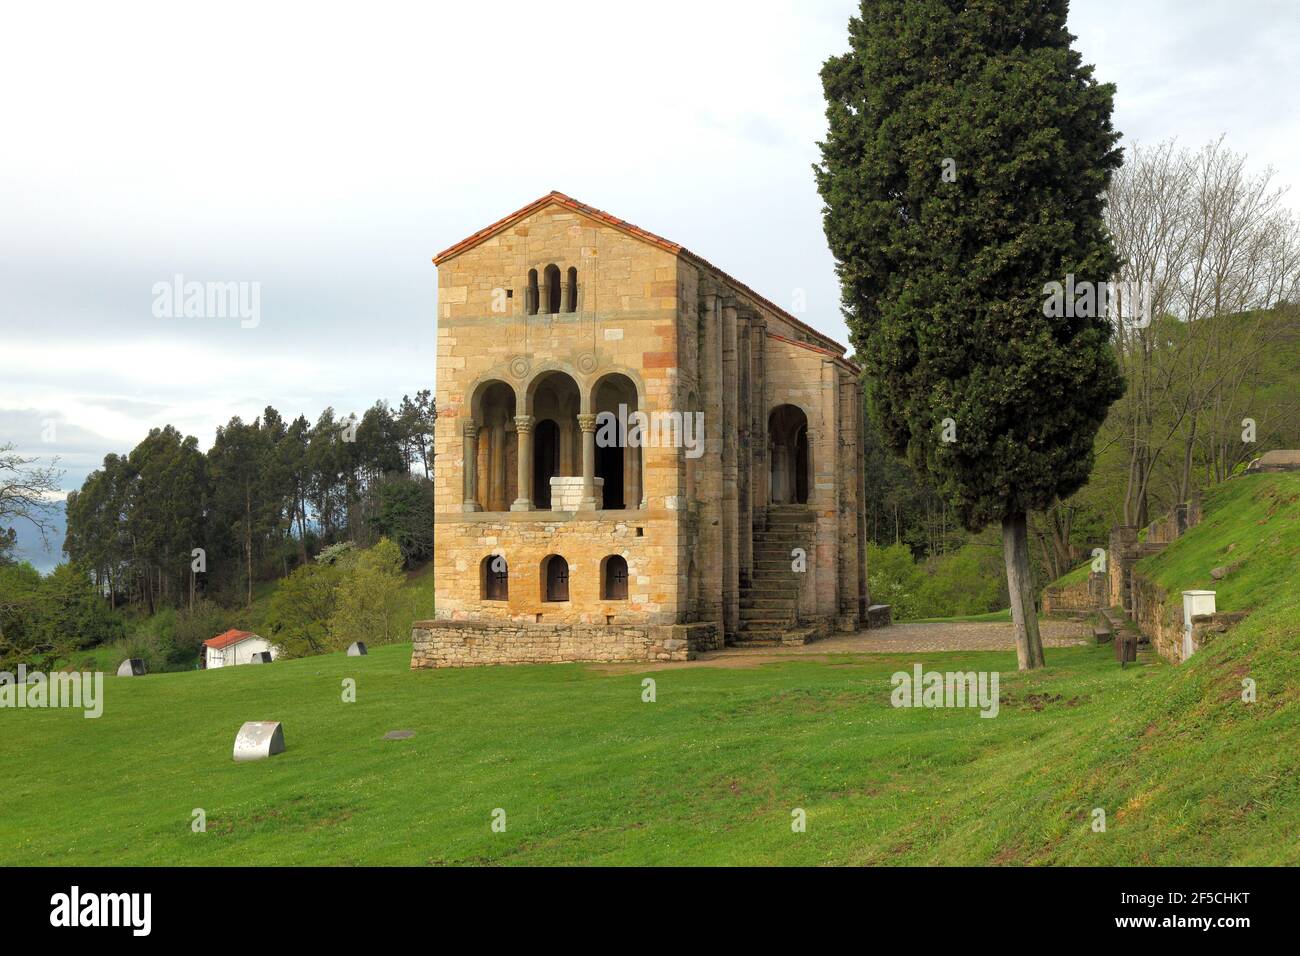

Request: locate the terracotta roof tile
(204, 629), (257, 650)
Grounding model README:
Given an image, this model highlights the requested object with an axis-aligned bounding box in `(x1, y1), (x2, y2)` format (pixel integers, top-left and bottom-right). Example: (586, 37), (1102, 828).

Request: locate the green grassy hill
(4, 474), (1296, 866)
(1136, 473), (1300, 616)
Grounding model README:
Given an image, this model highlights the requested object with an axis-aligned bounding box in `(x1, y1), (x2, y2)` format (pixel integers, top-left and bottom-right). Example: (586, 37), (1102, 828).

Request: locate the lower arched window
(482, 555), (508, 601)
(601, 555), (628, 600)
(542, 554), (569, 602)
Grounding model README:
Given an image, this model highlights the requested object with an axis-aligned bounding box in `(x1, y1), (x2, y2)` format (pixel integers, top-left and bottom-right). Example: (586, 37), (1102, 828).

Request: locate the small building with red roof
(203, 629), (279, 668)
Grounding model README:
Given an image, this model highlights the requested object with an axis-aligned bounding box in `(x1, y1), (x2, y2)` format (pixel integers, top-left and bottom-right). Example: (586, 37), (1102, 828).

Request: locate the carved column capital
(461, 420), (480, 438)
(513, 415), (535, 434)
(577, 413), (599, 434)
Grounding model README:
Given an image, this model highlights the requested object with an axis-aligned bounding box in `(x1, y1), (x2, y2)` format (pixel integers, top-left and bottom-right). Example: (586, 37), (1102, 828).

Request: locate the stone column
(738, 313), (753, 586)
(625, 444), (641, 511)
(754, 317), (769, 510)
(817, 359), (840, 621)
(538, 274), (551, 315)
(721, 298), (739, 642)
(578, 413), (599, 510)
(461, 421), (481, 512)
(490, 422), (506, 511)
(700, 291), (724, 636)
(511, 416), (534, 511)
(559, 273), (571, 313)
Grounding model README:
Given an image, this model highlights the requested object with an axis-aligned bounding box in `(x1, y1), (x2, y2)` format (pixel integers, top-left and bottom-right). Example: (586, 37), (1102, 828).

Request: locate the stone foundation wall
(1115, 491), (1209, 662)
(410, 619), (718, 668)
(1130, 574), (1185, 661)
(1042, 572), (1110, 614)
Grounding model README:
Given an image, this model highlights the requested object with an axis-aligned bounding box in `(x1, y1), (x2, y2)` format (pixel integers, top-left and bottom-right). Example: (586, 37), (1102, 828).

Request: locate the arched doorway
(533, 419), (560, 509)
(528, 371), (581, 509)
(593, 372), (640, 510)
(769, 404), (810, 505)
(471, 380), (517, 512)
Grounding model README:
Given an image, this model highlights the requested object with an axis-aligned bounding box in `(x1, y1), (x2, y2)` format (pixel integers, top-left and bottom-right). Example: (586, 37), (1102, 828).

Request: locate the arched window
(544, 264), (561, 314)
(601, 555), (628, 600)
(565, 266), (578, 312)
(542, 554), (569, 602)
(527, 269), (539, 315)
(481, 555), (508, 601)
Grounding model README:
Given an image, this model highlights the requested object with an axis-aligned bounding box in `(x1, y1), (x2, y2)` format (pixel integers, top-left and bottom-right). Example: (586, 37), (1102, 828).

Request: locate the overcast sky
(2, 0), (1297, 515)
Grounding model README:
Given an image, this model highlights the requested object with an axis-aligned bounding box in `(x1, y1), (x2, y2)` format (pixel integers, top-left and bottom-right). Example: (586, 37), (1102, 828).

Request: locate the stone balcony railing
(549, 476), (603, 512)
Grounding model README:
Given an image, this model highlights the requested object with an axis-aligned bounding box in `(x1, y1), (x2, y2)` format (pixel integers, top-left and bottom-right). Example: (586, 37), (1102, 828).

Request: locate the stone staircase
(1095, 606), (1154, 665)
(735, 506), (817, 647)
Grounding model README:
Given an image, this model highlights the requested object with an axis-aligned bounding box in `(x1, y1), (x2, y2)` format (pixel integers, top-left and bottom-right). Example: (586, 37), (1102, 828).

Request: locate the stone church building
(411, 192), (875, 668)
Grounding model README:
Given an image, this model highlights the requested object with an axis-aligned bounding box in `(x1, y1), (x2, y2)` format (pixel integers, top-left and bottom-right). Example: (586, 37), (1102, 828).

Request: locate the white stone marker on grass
(233, 721), (285, 762)
(117, 659), (146, 677)
(347, 642), (368, 656)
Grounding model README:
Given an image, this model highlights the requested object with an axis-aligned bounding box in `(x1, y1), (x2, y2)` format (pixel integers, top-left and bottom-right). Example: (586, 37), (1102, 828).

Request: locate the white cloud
(1, 0), (1296, 497)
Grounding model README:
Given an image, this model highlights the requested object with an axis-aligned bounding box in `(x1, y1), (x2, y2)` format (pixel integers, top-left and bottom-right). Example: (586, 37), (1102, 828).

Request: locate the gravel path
(802, 620), (1091, 654)
(588, 619), (1091, 672)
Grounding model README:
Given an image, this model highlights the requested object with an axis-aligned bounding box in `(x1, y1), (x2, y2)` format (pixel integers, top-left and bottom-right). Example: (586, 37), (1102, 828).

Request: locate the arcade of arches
(463, 370), (644, 513)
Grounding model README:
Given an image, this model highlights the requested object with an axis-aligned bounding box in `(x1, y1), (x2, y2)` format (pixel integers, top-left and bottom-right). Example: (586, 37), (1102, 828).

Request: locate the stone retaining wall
(1042, 572), (1109, 614)
(410, 619), (718, 668)
(1129, 574), (1185, 661)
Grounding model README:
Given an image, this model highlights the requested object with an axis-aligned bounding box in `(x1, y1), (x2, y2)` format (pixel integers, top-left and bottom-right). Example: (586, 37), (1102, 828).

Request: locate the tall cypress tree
(816, 0), (1125, 668)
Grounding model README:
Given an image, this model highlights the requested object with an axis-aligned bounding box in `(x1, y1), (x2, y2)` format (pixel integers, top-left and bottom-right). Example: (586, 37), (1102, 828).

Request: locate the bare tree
(1103, 138), (1299, 523)
(0, 441), (65, 544)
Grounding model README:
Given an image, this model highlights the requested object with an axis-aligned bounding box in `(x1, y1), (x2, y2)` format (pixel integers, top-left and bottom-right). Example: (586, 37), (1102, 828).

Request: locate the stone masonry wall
(1130, 574), (1185, 662)
(411, 620), (718, 667)
(1042, 572), (1109, 614)
(434, 511), (677, 625)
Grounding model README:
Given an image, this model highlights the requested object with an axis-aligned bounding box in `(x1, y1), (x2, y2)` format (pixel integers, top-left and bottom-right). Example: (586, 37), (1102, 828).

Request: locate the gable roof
(204, 629), (258, 650)
(433, 190), (855, 365)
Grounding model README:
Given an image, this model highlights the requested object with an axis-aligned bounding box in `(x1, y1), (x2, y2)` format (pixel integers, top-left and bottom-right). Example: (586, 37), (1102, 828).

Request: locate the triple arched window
(477, 553), (628, 603)
(526, 265), (578, 315)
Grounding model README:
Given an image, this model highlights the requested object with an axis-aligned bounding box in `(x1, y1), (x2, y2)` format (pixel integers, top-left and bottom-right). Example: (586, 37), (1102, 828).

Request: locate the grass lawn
(4, 616), (1297, 865)
(6, 473), (1296, 867)
(1050, 560), (1093, 590)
